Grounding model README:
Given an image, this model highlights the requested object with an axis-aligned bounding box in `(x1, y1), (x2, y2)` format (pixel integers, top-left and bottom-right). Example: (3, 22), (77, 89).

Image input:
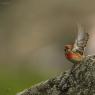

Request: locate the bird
(64, 24), (89, 64)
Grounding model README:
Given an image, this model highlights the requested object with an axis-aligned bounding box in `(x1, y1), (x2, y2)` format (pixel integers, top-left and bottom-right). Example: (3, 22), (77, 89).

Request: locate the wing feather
(72, 24), (89, 55)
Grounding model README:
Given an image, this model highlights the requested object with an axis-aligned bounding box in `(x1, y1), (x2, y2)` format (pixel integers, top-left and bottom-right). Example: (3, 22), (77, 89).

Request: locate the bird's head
(64, 45), (73, 53)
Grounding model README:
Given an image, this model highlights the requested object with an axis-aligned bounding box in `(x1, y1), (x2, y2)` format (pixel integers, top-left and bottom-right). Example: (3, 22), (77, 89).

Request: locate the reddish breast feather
(65, 53), (73, 59)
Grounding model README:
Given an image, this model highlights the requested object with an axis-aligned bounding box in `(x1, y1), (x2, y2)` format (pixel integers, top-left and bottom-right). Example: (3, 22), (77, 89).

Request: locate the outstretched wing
(72, 24), (89, 55)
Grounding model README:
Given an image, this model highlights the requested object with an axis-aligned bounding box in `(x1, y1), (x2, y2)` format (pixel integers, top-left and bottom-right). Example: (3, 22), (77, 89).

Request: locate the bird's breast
(65, 53), (73, 59)
(65, 52), (82, 61)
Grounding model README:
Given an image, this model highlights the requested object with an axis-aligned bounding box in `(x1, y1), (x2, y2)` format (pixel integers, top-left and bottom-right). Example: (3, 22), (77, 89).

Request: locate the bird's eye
(64, 48), (66, 52)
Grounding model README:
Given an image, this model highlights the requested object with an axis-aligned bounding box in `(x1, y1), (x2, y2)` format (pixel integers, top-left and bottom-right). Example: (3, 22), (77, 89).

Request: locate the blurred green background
(0, 0), (95, 95)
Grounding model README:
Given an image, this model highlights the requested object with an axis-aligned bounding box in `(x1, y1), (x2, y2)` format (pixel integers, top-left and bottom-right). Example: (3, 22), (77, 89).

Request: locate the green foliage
(0, 66), (47, 95)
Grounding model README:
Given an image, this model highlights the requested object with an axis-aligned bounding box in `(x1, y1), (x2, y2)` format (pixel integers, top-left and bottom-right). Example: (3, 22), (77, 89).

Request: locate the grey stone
(17, 55), (95, 95)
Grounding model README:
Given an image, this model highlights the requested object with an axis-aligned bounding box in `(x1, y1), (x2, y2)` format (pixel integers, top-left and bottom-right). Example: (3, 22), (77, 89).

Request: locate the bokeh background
(0, 0), (95, 95)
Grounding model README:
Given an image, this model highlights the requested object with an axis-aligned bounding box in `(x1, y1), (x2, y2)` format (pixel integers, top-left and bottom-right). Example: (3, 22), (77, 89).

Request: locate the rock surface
(17, 55), (95, 95)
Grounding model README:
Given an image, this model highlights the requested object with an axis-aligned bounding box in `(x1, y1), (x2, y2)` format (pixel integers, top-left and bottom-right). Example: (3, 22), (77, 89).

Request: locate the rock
(17, 55), (95, 95)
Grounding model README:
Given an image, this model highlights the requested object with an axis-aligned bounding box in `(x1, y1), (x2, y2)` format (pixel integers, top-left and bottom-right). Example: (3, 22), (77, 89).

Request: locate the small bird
(64, 24), (89, 64)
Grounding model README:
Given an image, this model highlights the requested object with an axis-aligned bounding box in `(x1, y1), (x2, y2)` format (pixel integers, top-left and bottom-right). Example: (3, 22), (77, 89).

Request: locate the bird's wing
(72, 24), (89, 55)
